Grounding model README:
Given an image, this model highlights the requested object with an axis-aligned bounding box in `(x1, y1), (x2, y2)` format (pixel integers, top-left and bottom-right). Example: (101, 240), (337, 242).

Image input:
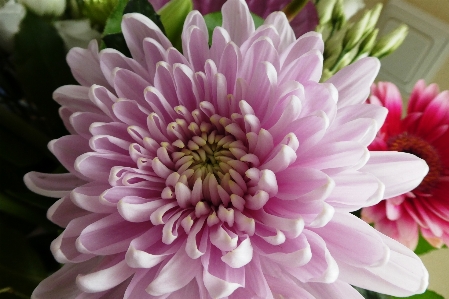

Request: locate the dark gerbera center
(388, 132), (442, 192)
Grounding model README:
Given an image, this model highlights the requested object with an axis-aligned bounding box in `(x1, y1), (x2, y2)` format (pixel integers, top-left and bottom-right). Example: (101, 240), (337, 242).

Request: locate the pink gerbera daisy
(26, 0), (429, 298)
(362, 80), (449, 250)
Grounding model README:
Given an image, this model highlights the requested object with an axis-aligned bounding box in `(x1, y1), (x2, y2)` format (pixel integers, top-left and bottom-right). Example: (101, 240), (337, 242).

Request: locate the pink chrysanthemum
(27, 1), (429, 298)
(150, 0), (318, 38)
(362, 80), (449, 250)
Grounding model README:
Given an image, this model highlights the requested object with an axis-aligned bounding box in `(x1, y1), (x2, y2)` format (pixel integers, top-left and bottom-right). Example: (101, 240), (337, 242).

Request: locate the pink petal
(327, 57), (380, 108)
(360, 151), (429, 198)
(222, 0), (254, 47)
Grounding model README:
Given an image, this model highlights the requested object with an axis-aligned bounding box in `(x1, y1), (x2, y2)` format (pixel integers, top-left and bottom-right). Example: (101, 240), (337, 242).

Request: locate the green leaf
(203, 12), (264, 44)
(394, 290), (444, 299)
(102, 0), (164, 55)
(203, 12), (223, 44)
(13, 11), (75, 138)
(103, 0), (129, 35)
(414, 234), (439, 255)
(0, 224), (47, 296)
(159, 0), (193, 51)
(354, 287), (391, 299)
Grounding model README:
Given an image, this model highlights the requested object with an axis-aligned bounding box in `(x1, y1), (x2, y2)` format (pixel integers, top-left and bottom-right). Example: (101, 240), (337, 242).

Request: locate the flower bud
(331, 0), (346, 29)
(358, 28), (378, 55)
(343, 9), (370, 51)
(0, 0), (26, 52)
(366, 3), (382, 32)
(79, 0), (119, 28)
(316, 0), (337, 25)
(18, 0), (66, 17)
(54, 19), (101, 50)
(370, 24), (409, 59)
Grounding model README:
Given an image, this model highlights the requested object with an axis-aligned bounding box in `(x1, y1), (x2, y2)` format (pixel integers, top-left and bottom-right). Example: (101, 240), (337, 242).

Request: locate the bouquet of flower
(0, 0), (446, 298)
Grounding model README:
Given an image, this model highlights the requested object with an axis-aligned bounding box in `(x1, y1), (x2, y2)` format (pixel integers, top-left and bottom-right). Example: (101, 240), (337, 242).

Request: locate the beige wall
(363, 0), (449, 90)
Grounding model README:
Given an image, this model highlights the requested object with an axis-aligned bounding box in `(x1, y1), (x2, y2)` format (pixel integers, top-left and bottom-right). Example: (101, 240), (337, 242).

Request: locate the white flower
(0, 0), (25, 52)
(18, 0), (66, 17)
(54, 19), (101, 50)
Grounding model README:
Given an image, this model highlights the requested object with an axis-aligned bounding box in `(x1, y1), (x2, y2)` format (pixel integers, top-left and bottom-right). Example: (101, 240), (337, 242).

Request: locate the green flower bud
(370, 24), (409, 59)
(331, 0), (346, 29)
(343, 9), (370, 51)
(79, 0), (119, 28)
(358, 28), (378, 55)
(366, 3), (383, 32)
(316, 0), (337, 25)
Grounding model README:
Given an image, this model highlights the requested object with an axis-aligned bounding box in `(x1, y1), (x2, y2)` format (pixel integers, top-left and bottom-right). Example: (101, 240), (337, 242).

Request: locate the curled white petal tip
(221, 237), (253, 268)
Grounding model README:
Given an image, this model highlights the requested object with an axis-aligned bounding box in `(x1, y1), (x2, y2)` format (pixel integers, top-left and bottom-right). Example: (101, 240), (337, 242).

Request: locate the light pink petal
(285, 230), (339, 283)
(54, 85), (101, 114)
(113, 68), (150, 108)
(67, 40), (110, 88)
(51, 213), (102, 263)
(360, 151), (429, 198)
(264, 11), (295, 52)
(75, 152), (134, 182)
(24, 172), (85, 198)
(122, 13), (172, 65)
(47, 195), (89, 228)
(88, 85), (119, 121)
(338, 234), (428, 297)
(146, 248), (201, 296)
(210, 26), (231, 64)
(70, 112), (110, 138)
(222, 0), (254, 47)
(276, 166), (332, 201)
(327, 57), (380, 108)
(280, 49), (323, 83)
(71, 182), (115, 213)
(77, 213), (149, 255)
(327, 170), (384, 210)
(314, 212), (390, 267)
(31, 258), (101, 299)
(76, 256), (135, 293)
(281, 32), (324, 68)
(100, 48), (151, 87)
(112, 99), (151, 127)
(49, 136), (91, 180)
(201, 243), (244, 298)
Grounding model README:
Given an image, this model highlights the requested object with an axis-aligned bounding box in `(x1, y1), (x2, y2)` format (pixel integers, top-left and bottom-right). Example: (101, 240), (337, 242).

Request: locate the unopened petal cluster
(363, 80), (449, 249)
(27, 0), (429, 298)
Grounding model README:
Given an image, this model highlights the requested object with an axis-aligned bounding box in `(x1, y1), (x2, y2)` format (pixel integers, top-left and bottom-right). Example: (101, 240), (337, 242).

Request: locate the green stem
(0, 287), (29, 299)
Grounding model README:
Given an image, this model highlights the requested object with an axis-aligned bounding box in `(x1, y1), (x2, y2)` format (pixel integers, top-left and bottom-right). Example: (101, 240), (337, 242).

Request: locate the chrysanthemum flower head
(362, 80), (449, 250)
(26, 0), (429, 298)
